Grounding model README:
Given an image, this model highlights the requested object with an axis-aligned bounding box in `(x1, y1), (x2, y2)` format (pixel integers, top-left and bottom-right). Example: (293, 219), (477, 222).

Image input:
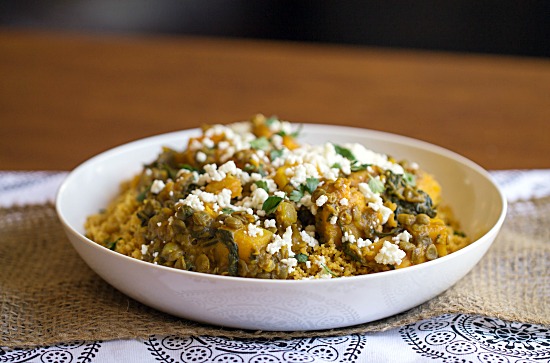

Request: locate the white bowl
(56, 124), (507, 331)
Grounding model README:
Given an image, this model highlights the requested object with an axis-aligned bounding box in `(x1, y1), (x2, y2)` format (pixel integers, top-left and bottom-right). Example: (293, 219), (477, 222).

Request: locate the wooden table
(1, 29), (549, 171)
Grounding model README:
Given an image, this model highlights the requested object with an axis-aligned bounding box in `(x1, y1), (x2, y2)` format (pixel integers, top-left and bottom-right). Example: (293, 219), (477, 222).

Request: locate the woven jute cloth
(1, 199), (549, 348)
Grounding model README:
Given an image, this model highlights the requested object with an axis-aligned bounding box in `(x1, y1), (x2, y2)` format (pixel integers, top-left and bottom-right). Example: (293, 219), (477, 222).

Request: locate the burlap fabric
(1, 198), (549, 348)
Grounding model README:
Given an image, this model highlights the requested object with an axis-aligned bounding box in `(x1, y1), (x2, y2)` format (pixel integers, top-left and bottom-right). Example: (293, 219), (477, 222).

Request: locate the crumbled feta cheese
(329, 215), (338, 224)
(266, 226), (294, 257)
(340, 198), (349, 206)
(359, 182), (393, 224)
(141, 244), (148, 255)
(356, 238), (373, 248)
(264, 219), (277, 228)
(202, 138), (214, 148)
(281, 257), (298, 273)
(342, 231), (356, 243)
(392, 230), (413, 244)
(375, 241), (406, 265)
(247, 223), (264, 237)
(250, 187), (269, 210)
(150, 179), (166, 194)
(316, 195), (328, 207)
(300, 230), (319, 247)
(177, 194), (205, 211)
(196, 151), (207, 163)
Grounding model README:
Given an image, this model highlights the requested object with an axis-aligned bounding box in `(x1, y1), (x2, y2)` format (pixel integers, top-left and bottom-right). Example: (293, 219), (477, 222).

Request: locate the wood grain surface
(1, 29), (549, 171)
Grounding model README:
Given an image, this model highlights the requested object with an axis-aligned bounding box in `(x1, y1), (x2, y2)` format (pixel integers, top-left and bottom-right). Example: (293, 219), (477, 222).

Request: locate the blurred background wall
(1, 0), (549, 57)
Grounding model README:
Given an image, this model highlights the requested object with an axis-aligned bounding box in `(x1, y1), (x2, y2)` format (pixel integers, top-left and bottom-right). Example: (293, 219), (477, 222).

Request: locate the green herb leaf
(453, 230), (466, 237)
(250, 137), (270, 150)
(265, 115), (278, 126)
(403, 171), (416, 187)
(331, 163), (342, 169)
(262, 196), (283, 214)
(136, 189), (147, 202)
(305, 177), (319, 194)
(258, 164), (267, 177)
(321, 263), (338, 277)
(270, 149), (284, 160)
(295, 253), (308, 263)
(290, 123), (303, 138)
(333, 144), (356, 161)
(106, 237), (122, 251)
(368, 176), (385, 194)
(350, 163), (370, 172)
(180, 164), (200, 172)
(289, 188), (304, 203)
(254, 180), (269, 192)
(221, 207), (235, 214)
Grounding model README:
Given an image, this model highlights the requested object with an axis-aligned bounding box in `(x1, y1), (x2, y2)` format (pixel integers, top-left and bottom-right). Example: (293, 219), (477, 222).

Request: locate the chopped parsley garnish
(250, 137), (270, 150)
(295, 253), (308, 263)
(136, 189), (148, 202)
(289, 188), (304, 203)
(262, 196), (283, 214)
(350, 163), (370, 172)
(305, 177), (319, 194)
(289, 178), (319, 203)
(321, 263), (338, 277)
(368, 176), (385, 194)
(331, 162), (341, 169)
(221, 207), (235, 214)
(270, 148), (284, 160)
(403, 171), (416, 187)
(278, 123), (303, 138)
(106, 237), (122, 251)
(265, 115), (278, 126)
(333, 144), (356, 161)
(254, 180), (269, 192)
(258, 164), (267, 177)
(180, 164), (201, 172)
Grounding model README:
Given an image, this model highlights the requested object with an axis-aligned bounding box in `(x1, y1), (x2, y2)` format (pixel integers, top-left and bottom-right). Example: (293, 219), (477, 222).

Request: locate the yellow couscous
(85, 115), (469, 279)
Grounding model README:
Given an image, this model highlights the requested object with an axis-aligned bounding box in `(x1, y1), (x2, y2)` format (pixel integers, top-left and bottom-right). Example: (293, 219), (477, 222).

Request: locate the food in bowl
(85, 115), (469, 280)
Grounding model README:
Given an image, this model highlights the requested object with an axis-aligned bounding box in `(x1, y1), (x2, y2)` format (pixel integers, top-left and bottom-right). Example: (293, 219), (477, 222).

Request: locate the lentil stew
(85, 115), (469, 279)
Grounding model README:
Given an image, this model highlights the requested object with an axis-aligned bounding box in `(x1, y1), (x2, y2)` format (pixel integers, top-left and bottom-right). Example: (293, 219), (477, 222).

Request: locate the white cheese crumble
(196, 151), (207, 163)
(357, 237), (374, 248)
(392, 230), (413, 244)
(374, 241), (406, 266)
(150, 179), (166, 194)
(340, 198), (349, 206)
(316, 195), (328, 207)
(280, 257), (298, 273)
(264, 219), (277, 228)
(141, 244), (148, 255)
(266, 226), (294, 257)
(247, 223), (264, 237)
(358, 182), (393, 225)
(177, 194), (205, 211)
(300, 230), (319, 247)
